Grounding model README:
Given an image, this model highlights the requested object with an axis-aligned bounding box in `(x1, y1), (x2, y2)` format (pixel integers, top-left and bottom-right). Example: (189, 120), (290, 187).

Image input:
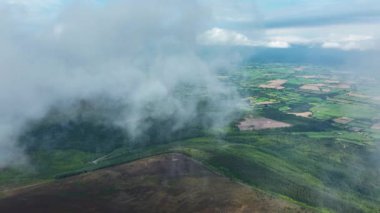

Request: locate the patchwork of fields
(1, 63), (380, 212)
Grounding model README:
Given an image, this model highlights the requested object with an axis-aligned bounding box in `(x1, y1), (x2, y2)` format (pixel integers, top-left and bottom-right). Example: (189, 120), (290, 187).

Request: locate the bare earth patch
(259, 79), (287, 90)
(256, 101), (276, 105)
(289, 112), (312, 118)
(0, 154), (308, 213)
(243, 97), (276, 106)
(348, 92), (369, 99)
(324, 80), (340, 84)
(238, 117), (292, 131)
(321, 88), (331, 93)
(300, 84), (325, 91)
(329, 84), (350, 89)
(297, 75), (318, 79)
(333, 117), (353, 124)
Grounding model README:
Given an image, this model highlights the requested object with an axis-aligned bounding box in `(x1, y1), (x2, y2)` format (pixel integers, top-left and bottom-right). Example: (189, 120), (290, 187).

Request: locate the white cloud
(0, 0), (241, 168)
(198, 27), (256, 46)
(321, 42), (341, 49)
(266, 24), (379, 51)
(198, 27), (293, 48)
(321, 34), (374, 50)
(267, 35), (312, 45)
(342, 35), (373, 42)
(322, 41), (368, 51)
(267, 40), (290, 48)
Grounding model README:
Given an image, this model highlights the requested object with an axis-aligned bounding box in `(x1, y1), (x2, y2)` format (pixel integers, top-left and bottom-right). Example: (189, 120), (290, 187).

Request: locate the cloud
(0, 0), (241, 168)
(198, 27), (294, 48)
(194, 0), (380, 51)
(3, 0), (62, 20)
(266, 35), (311, 45)
(267, 40), (290, 48)
(260, 1), (380, 50)
(198, 27), (255, 46)
(201, 0), (378, 51)
(265, 22), (380, 51)
(203, 0), (259, 29)
(262, 0), (380, 29)
(265, 10), (380, 29)
(321, 35), (374, 51)
(7, 0), (59, 6)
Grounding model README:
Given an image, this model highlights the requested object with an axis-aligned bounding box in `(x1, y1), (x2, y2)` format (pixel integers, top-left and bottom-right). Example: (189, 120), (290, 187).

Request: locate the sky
(2, 0), (380, 51)
(203, 0), (380, 50)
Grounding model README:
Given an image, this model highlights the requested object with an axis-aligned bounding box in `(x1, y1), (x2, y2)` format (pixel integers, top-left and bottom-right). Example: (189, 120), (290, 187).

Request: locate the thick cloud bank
(0, 0), (241, 168)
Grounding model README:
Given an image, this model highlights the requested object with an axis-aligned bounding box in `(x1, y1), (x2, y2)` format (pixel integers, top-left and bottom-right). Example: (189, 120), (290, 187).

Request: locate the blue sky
(3, 0), (380, 51)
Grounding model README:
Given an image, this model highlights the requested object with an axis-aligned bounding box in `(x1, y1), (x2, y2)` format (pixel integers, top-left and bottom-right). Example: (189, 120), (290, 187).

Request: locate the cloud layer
(0, 0), (240, 168)
(197, 0), (380, 51)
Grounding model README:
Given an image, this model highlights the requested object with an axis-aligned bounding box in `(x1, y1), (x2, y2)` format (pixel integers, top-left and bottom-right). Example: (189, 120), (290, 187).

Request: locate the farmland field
(1, 63), (380, 212)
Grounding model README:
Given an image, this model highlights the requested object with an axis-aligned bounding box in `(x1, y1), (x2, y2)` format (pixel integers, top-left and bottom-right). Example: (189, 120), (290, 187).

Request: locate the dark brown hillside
(0, 153), (309, 213)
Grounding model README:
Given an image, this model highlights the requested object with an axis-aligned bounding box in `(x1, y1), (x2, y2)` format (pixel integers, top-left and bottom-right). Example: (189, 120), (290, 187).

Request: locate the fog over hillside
(0, 0), (242, 168)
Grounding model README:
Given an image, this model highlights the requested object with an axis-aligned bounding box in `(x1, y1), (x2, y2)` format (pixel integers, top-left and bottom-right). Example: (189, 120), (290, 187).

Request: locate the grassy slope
(4, 132), (376, 212)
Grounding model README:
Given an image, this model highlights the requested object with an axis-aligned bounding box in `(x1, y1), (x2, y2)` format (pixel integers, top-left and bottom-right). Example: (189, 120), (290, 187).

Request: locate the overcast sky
(205, 0), (380, 50)
(2, 0), (380, 51)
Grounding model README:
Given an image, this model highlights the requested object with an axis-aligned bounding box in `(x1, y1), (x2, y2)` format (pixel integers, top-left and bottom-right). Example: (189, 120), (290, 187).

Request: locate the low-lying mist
(0, 0), (242, 168)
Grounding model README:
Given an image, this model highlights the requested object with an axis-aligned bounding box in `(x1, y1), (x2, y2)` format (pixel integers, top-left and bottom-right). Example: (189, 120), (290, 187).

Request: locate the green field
(1, 63), (380, 212)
